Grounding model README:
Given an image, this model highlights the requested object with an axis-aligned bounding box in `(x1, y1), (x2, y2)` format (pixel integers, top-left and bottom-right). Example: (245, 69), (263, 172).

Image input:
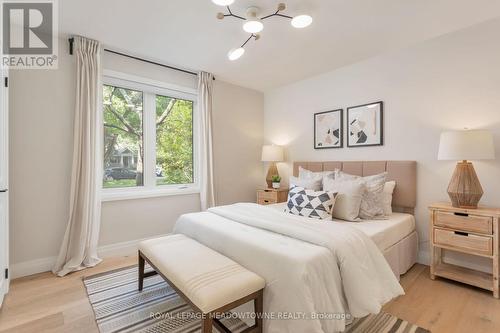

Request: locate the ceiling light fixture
(216, 2), (312, 61)
(227, 34), (260, 61)
(291, 15), (313, 29)
(212, 0), (234, 6)
(228, 47), (245, 61)
(243, 7), (264, 34)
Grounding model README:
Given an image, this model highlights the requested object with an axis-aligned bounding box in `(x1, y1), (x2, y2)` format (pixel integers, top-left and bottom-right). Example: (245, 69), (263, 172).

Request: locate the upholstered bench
(138, 234), (265, 333)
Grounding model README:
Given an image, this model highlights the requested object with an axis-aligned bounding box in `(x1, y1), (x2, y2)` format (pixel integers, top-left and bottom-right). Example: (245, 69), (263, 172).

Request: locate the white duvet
(173, 203), (404, 333)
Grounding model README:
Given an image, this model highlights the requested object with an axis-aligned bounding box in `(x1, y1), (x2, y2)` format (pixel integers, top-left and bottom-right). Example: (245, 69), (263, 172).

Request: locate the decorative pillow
(323, 176), (366, 222)
(383, 181), (396, 216)
(285, 186), (337, 220)
(336, 171), (388, 219)
(299, 166), (336, 181)
(289, 176), (322, 191)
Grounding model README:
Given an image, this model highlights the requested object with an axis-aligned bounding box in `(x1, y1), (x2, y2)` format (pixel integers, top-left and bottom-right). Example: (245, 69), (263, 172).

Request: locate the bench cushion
(139, 234), (265, 313)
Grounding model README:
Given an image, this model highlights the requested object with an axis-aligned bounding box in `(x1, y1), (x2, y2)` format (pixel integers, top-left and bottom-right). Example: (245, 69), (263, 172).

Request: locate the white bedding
(269, 203), (415, 251)
(173, 203), (404, 333)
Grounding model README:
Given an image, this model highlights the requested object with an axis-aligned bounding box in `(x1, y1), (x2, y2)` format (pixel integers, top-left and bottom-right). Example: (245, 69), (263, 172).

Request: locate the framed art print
(347, 101), (383, 147)
(314, 109), (343, 149)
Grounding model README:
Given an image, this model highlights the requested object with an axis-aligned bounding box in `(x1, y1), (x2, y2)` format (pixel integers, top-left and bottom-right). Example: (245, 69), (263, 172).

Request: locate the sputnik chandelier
(212, 0), (313, 61)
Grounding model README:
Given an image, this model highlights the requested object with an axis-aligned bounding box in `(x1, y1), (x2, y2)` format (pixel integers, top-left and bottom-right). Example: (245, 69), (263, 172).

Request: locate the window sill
(101, 187), (200, 202)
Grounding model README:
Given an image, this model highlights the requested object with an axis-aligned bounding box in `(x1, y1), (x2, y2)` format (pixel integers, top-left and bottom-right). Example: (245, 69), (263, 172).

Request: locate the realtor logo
(2, 0), (58, 69)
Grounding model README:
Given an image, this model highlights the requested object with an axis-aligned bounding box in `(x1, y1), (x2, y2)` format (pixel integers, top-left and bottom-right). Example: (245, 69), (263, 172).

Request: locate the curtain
(198, 72), (216, 210)
(53, 36), (103, 277)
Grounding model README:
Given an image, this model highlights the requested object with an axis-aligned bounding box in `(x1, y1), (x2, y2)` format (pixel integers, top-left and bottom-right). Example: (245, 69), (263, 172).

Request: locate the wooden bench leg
(254, 290), (263, 333)
(202, 315), (213, 333)
(138, 251), (145, 291)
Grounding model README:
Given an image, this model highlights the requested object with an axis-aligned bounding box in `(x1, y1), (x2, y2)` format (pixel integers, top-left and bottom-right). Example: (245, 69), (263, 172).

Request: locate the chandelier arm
(261, 12), (293, 20)
(260, 9), (280, 20)
(226, 6), (246, 20)
(240, 34), (256, 48)
(274, 13), (293, 19)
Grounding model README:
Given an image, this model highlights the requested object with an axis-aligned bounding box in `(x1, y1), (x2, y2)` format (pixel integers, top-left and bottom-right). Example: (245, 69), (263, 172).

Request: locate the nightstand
(257, 188), (288, 206)
(429, 202), (500, 298)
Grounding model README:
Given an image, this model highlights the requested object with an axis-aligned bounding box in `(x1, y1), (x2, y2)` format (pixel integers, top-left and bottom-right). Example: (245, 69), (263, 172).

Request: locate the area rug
(83, 265), (429, 333)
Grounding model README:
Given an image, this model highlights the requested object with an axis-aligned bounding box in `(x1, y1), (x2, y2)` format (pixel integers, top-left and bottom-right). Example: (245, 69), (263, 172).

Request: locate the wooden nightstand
(429, 202), (500, 298)
(257, 188), (288, 205)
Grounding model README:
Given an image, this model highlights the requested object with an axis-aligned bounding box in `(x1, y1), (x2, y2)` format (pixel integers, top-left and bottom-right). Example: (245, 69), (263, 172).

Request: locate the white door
(0, 46), (9, 306)
(0, 193), (7, 306)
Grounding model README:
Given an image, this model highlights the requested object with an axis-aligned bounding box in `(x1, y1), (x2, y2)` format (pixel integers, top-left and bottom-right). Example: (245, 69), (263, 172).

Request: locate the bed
(291, 161), (418, 279)
(173, 161), (417, 333)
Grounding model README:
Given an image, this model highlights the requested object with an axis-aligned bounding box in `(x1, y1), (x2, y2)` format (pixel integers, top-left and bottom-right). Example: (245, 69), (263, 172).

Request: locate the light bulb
(228, 47), (245, 61)
(243, 20), (264, 33)
(212, 0), (234, 6)
(291, 15), (312, 28)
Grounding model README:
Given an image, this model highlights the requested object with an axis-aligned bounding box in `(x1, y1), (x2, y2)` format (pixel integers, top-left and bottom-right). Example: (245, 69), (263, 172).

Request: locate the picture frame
(347, 101), (383, 147)
(314, 109), (343, 149)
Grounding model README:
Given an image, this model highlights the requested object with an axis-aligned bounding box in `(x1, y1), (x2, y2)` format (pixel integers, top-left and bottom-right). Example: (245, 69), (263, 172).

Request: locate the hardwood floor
(0, 259), (498, 333)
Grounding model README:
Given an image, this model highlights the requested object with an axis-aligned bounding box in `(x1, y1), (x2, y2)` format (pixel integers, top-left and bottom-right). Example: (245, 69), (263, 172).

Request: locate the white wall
(9, 38), (264, 276)
(264, 18), (500, 268)
(213, 80), (264, 205)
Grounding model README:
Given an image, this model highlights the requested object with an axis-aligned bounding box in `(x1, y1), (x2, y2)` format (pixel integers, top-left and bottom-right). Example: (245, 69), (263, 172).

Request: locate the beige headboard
(293, 161), (417, 213)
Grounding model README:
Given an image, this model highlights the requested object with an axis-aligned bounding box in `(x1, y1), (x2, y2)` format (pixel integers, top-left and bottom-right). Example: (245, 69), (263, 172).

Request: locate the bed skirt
(383, 231), (418, 280)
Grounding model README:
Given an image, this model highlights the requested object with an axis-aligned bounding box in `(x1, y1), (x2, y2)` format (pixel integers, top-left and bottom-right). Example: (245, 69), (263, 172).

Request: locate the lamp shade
(438, 130), (495, 161)
(261, 145), (284, 162)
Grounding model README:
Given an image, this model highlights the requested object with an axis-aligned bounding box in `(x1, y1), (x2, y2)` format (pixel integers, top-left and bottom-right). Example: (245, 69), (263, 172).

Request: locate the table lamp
(438, 130), (495, 208)
(261, 145), (284, 188)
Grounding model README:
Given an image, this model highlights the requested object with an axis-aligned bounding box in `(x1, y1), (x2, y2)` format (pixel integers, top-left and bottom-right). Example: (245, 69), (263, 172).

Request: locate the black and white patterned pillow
(285, 186), (337, 220)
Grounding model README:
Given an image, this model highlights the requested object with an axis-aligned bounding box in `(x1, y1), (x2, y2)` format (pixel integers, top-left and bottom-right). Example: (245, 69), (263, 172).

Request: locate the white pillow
(383, 181), (396, 216)
(323, 176), (365, 222)
(285, 186), (337, 220)
(289, 176), (322, 191)
(299, 166), (335, 181)
(336, 171), (387, 219)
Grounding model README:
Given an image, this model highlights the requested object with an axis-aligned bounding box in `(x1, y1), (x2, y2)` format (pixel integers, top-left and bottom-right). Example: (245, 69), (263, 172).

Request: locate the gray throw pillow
(289, 176), (322, 191)
(323, 176), (366, 222)
(335, 171), (388, 219)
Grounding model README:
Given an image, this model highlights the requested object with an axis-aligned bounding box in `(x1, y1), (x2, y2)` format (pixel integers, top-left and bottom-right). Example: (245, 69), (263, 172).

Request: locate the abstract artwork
(314, 109), (343, 149)
(347, 102), (383, 147)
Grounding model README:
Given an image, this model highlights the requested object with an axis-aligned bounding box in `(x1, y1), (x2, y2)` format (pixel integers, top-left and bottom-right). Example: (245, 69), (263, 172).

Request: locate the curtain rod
(68, 38), (214, 80)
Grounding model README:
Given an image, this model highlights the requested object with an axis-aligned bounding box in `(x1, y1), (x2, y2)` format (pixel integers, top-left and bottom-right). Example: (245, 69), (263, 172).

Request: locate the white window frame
(101, 70), (200, 201)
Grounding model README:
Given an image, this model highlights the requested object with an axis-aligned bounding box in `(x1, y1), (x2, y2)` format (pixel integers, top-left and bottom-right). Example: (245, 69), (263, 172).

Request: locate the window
(102, 73), (198, 200)
(103, 85), (144, 188)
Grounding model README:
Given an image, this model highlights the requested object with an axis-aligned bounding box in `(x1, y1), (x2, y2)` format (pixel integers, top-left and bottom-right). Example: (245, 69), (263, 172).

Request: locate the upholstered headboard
(293, 161), (417, 213)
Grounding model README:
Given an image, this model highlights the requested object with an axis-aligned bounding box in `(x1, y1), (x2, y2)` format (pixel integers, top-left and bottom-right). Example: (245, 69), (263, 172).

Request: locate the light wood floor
(0, 258), (499, 333)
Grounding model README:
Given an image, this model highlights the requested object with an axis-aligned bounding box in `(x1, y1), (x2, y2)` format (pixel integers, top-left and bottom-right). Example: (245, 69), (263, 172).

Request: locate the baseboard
(10, 255), (57, 279)
(10, 235), (162, 279)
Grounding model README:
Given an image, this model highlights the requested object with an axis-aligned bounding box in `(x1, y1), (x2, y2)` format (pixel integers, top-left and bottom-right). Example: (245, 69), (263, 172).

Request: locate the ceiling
(60, 0), (500, 91)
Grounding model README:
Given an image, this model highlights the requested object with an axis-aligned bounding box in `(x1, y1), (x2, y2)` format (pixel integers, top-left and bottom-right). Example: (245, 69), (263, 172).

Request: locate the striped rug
(345, 312), (430, 333)
(83, 265), (429, 333)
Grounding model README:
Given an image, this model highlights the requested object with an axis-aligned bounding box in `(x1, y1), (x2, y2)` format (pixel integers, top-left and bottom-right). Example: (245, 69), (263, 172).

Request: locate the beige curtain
(198, 72), (215, 210)
(53, 36), (103, 276)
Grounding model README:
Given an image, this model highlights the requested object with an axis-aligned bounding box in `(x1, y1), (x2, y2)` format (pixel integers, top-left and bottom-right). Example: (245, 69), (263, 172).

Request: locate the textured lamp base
(447, 161), (483, 209)
(266, 162), (279, 188)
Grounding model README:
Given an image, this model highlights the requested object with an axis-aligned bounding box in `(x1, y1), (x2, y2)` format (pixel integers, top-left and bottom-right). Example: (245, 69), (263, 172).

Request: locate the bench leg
(254, 290), (263, 333)
(138, 252), (145, 291)
(202, 315), (213, 333)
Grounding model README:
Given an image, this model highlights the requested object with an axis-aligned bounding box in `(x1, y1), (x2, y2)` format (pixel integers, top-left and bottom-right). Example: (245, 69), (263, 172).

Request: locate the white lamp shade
(243, 20), (264, 33)
(261, 145), (284, 162)
(212, 0), (234, 6)
(227, 47), (245, 61)
(291, 15), (313, 28)
(438, 130), (495, 161)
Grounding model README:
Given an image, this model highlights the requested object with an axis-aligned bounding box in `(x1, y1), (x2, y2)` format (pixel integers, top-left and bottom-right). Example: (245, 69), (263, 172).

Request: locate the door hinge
(4, 268), (8, 280)
(4, 77), (7, 88)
